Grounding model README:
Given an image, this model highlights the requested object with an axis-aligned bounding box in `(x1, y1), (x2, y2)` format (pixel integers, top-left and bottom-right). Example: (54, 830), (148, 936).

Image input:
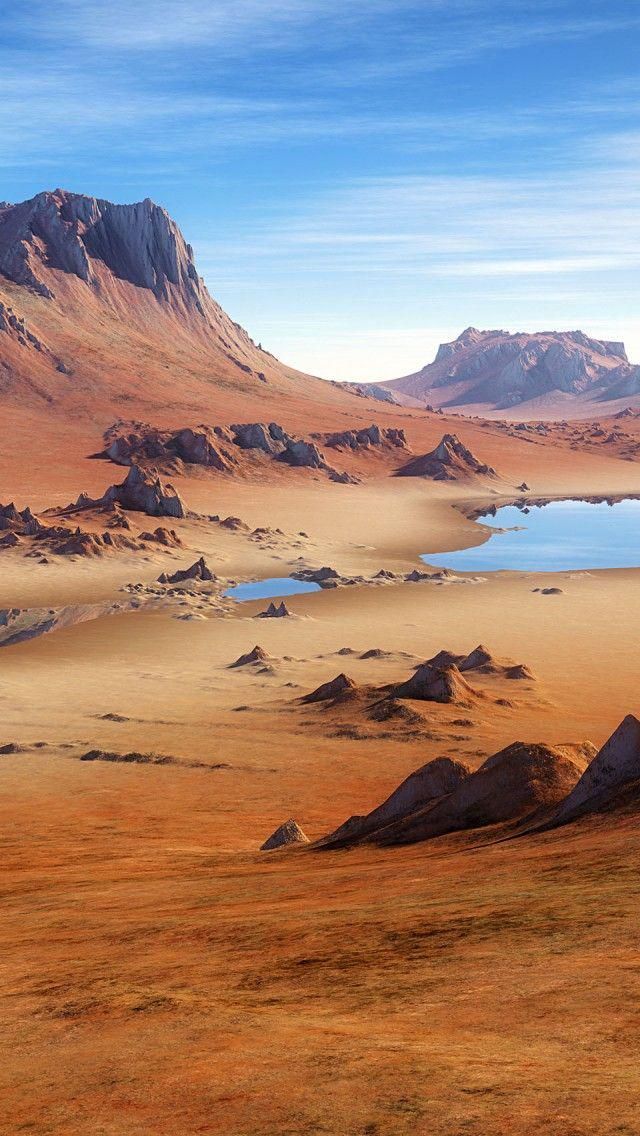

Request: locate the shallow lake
(422, 497), (640, 573)
(224, 577), (322, 602)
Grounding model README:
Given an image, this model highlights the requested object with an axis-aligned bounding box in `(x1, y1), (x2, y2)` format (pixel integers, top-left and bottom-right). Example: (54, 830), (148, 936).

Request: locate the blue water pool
(224, 577), (322, 601)
(422, 497), (640, 573)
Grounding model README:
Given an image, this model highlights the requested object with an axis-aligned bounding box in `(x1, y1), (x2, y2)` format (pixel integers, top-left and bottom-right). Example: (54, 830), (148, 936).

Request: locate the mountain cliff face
(0, 189), (350, 426)
(0, 191), (210, 311)
(382, 327), (640, 416)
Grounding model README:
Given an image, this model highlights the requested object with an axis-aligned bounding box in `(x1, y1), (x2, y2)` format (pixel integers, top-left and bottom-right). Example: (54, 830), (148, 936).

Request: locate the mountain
(0, 189), (355, 428)
(380, 327), (640, 418)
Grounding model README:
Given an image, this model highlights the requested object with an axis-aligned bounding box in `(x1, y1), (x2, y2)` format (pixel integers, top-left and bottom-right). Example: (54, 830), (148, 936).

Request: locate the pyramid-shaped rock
(261, 819), (309, 851)
(553, 715), (640, 824)
(302, 673), (357, 704)
(396, 434), (496, 481)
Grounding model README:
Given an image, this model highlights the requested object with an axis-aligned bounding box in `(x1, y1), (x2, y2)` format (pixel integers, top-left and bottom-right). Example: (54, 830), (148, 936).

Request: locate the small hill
(394, 662), (479, 705)
(302, 673), (357, 705)
(395, 434), (496, 481)
(376, 740), (594, 846)
(321, 757), (470, 848)
(380, 327), (640, 417)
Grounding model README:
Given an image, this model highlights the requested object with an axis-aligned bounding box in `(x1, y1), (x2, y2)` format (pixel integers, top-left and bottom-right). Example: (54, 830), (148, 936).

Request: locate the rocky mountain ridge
(382, 327), (640, 416)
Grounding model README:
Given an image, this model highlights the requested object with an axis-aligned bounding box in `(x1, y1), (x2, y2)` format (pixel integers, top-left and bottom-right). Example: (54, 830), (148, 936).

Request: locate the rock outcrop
(102, 419), (354, 483)
(550, 715), (640, 825)
(377, 740), (594, 847)
(158, 557), (215, 585)
(302, 673), (357, 704)
(324, 424), (408, 451)
(322, 757), (470, 847)
(396, 434), (496, 480)
(261, 819), (309, 851)
(257, 601), (291, 618)
(230, 645), (271, 669)
(0, 190), (212, 311)
(102, 465), (186, 518)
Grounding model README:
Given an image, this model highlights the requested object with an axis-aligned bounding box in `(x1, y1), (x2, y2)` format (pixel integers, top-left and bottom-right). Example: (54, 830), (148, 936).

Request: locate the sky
(2, 0), (640, 381)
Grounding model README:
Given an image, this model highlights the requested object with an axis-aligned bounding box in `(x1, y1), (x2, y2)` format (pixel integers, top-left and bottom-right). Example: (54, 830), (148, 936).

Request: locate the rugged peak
(385, 326), (635, 412)
(0, 189), (208, 312)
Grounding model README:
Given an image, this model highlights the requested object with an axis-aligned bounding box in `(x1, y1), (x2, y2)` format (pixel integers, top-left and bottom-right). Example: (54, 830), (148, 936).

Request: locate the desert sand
(2, 418), (640, 1134)
(2, 192), (640, 1135)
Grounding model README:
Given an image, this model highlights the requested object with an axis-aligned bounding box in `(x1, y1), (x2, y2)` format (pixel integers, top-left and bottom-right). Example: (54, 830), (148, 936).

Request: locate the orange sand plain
(1, 407), (640, 1135)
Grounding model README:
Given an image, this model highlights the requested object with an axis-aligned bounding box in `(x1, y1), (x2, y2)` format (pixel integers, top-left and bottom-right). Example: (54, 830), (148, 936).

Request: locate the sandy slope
(2, 407), (640, 1134)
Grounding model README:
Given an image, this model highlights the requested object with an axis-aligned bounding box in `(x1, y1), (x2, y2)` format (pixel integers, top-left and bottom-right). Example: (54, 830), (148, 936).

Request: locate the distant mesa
(378, 327), (640, 414)
(261, 818), (310, 851)
(396, 433), (496, 481)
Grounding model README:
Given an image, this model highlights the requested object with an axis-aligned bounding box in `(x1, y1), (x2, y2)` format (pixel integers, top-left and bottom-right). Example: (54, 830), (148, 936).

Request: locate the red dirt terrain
(2, 191), (640, 1135)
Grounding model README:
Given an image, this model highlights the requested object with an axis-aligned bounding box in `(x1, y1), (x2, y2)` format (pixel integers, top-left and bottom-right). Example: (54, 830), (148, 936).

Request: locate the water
(422, 497), (640, 573)
(224, 577), (322, 602)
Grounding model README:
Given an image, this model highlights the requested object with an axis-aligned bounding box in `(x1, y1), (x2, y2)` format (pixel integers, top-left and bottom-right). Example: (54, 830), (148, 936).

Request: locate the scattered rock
(230, 645), (271, 669)
(261, 819), (310, 851)
(394, 663), (478, 705)
(158, 556), (215, 585)
(256, 601), (291, 618)
(80, 749), (174, 765)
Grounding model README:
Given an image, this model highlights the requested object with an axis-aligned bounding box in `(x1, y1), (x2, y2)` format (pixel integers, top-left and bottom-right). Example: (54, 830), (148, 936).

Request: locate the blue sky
(2, 0), (640, 380)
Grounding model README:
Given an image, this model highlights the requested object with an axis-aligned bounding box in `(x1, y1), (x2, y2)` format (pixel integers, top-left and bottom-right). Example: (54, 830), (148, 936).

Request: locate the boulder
(281, 438), (325, 468)
(173, 426), (232, 470)
(261, 819), (309, 851)
(231, 422), (280, 453)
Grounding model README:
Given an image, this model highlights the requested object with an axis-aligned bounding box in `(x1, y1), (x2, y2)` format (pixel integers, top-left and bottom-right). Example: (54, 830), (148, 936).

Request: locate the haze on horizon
(2, 0), (639, 382)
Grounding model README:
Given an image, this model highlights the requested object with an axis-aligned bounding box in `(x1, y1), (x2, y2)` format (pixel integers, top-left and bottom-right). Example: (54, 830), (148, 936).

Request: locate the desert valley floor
(2, 394), (640, 1135)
